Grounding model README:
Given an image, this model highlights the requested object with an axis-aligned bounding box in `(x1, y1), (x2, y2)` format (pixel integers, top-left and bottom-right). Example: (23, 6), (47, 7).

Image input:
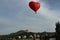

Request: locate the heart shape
(29, 1), (40, 12)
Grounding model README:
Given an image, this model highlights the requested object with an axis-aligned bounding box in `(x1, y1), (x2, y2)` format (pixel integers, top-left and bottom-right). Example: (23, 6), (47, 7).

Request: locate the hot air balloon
(29, 1), (40, 14)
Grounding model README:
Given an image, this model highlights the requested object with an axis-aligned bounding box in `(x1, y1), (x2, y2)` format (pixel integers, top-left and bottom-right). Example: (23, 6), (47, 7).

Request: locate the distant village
(0, 22), (60, 40)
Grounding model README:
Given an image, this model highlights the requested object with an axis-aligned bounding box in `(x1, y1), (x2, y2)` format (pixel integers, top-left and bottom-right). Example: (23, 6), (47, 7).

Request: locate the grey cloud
(0, 0), (59, 35)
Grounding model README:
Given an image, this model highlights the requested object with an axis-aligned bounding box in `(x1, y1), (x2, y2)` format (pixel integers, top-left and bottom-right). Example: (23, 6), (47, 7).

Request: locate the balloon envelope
(29, 1), (40, 13)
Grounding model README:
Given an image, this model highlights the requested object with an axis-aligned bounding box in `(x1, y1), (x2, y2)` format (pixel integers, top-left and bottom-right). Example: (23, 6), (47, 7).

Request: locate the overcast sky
(0, 0), (60, 35)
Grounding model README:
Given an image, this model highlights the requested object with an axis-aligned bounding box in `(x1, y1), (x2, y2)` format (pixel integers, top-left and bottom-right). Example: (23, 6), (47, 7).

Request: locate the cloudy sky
(0, 0), (60, 35)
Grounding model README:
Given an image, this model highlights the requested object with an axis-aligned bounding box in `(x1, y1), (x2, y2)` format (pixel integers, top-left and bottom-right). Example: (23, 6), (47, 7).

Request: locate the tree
(55, 22), (60, 40)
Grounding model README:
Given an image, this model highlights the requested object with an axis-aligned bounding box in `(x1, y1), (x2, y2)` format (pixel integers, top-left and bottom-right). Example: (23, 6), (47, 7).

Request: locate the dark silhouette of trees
(55, 22), (60, 40)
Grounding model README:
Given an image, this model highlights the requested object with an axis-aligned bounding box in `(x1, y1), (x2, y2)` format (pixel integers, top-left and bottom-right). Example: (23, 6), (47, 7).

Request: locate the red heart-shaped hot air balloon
(29, 1), (40, 13)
